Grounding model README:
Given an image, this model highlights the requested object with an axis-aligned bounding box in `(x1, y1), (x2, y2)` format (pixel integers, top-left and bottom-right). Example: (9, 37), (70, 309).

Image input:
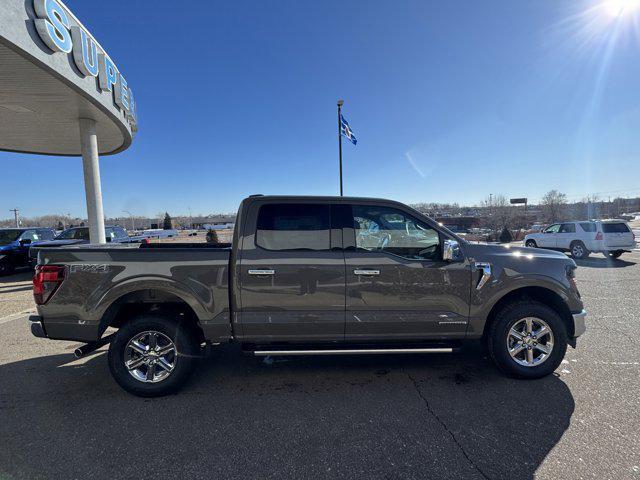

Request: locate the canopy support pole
(79, 118), (106, 244)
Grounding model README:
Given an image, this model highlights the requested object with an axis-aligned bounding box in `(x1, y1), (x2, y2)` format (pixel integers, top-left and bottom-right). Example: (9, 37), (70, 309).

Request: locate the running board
(252, 347), (454, 356)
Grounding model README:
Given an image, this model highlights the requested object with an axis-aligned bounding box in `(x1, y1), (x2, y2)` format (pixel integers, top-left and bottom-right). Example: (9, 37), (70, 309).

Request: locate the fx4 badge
(69, 264), (109, 273)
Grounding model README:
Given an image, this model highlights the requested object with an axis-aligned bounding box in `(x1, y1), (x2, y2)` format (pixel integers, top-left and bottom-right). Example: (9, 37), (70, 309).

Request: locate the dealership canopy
(0, 0), (138, 242)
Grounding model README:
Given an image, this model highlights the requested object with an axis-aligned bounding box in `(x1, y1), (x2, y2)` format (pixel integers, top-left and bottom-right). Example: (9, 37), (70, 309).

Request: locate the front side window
(352, 205), (440, 260)
(545, 224), (561, 234)
(256, 204), (330, 251)
(559, 223), (576, 233)
(20, 230), (39, 241)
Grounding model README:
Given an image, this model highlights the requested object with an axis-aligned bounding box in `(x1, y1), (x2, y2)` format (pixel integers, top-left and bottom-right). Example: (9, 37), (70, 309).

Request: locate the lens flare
(602, 0), (640, 17)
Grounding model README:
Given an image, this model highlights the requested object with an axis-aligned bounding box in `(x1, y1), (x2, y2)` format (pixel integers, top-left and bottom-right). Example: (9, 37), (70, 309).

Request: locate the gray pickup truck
(29, 195), (586, 397)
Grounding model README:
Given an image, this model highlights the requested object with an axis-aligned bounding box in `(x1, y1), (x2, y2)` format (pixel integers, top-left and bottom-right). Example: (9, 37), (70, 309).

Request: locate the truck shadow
(574, 256), (635, 268)
(0, 343), (574, 480)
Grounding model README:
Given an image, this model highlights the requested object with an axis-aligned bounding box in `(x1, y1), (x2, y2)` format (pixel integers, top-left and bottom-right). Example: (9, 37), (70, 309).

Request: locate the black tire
(0, 258), (15, 276)
(525, 240), (537, 248)
(606, 250), (623, 259)
(108, 314), (198, 397)
(570, 241), (589, 259)
(488, 300), (568, 379)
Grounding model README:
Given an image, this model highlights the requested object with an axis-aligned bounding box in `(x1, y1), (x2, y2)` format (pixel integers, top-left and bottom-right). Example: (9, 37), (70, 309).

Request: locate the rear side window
(602, 223), (630, 233)
(256, 204), (330, 251)
(579, 222), (596, 232)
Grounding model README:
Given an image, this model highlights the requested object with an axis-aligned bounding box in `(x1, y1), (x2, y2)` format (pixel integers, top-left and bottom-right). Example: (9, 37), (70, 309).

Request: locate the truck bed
(35, 243), (232, 343)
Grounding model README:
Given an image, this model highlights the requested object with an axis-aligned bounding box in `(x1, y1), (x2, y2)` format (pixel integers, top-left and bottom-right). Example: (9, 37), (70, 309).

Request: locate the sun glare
(602, 0), (640, 17)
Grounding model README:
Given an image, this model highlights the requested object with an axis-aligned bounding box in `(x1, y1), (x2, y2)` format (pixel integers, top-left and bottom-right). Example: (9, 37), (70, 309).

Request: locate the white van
(524, 220), (636, 259)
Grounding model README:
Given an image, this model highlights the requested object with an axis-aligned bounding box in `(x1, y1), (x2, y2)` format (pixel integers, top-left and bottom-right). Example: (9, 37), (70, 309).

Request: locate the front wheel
(108, 314), (198, 397)
(0, 258), (15, 276)
(488, 301), (568, 379)
(525, 240), (537, 248)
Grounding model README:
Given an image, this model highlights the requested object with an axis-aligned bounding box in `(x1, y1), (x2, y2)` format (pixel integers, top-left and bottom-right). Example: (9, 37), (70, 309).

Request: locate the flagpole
(337, 99), (344, 196)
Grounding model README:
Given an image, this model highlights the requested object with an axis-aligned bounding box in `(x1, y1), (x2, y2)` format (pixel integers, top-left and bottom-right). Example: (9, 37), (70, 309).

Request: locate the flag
(340, 114), (357, 145)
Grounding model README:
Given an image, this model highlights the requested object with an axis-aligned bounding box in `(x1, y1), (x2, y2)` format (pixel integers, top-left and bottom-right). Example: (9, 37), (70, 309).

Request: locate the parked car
(28, 226), (139, 267)
(29, 195), (586, 397)
(524, 220), (636, 259)
(0, 228), (56, 275)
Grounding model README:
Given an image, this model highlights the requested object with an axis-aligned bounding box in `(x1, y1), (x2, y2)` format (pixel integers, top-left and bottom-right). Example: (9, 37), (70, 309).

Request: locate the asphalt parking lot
(1, 250), (639, 479)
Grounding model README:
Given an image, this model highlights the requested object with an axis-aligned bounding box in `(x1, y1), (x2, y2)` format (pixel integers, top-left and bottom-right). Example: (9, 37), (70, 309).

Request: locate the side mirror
(443, 239), (463, 262)
(19, 239), (32, 246)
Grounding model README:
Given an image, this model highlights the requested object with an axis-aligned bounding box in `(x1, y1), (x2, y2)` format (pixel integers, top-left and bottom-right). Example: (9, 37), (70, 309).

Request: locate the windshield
(0, 229), (23, 244)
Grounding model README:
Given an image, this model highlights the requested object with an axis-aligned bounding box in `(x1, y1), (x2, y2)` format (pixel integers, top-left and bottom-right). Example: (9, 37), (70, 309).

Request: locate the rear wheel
(108, 314), (198, 397)
(525, 240), (537, 248)
(488, 300), (568, 379)
(606, 250), (623, 259)
(570, 241), (589, 259)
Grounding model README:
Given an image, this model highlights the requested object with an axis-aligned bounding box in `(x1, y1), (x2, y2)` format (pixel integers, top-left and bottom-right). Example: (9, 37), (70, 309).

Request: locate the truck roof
(244, 194), (398, 203)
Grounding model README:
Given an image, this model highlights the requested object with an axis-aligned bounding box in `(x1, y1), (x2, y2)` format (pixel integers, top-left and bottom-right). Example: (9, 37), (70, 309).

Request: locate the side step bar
(252, 347), (454, 356)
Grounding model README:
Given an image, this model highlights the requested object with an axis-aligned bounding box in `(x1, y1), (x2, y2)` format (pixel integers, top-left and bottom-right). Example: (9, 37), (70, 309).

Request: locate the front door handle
(248, 269), (275, 276)
(354, 269), (380, 276)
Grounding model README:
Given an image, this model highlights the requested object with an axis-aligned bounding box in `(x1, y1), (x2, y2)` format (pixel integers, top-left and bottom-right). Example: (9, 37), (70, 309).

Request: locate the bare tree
(480, 194), (513, 231)
(540, 190), (567, 223)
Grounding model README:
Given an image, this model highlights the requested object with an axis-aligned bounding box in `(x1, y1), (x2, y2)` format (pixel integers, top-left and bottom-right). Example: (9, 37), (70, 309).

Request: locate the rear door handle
(354, 269), (380, 276)
(248, 269), (275, 276)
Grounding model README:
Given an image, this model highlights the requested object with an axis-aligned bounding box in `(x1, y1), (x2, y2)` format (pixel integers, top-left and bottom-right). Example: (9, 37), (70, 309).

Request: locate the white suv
(524, 220), (636, 259)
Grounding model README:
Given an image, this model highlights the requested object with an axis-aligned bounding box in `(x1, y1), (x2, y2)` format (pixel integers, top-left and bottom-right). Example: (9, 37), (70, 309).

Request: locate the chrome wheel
(571, 243), (584, 258)
(506, 317), (554, 367)
(124, 331), (177, 383)
(525, 241), (536, 248)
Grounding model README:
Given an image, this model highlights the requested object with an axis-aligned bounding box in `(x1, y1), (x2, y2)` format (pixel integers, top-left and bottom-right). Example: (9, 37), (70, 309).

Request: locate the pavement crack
(404, 370), (491, 480)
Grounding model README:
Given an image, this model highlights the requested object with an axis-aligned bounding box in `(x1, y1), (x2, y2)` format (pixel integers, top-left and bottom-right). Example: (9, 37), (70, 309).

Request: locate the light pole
(9, 208), (19, 227)
(123, 210), (135, 231)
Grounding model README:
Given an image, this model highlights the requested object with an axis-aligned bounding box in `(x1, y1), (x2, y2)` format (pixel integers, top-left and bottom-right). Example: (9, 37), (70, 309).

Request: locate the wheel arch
(482, 286), (575, 339)
(98, 289), (206, 344)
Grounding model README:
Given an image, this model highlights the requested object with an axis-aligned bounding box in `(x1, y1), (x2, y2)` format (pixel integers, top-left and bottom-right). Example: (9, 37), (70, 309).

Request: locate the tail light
(595, 231), (603, 241)
(33, 265), (65, 305)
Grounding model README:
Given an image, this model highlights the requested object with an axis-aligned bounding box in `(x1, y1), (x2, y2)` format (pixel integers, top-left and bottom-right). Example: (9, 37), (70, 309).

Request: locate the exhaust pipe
(74, 333), (116, 358)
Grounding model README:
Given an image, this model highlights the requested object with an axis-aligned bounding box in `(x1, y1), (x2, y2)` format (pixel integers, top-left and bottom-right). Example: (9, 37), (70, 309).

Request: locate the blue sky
(2, 0), (639, 219)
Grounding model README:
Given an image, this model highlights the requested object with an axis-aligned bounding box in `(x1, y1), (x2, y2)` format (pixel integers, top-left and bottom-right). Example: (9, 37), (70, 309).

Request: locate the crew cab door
(343, 203), (471, 340)
(238, 202), (346, 343)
